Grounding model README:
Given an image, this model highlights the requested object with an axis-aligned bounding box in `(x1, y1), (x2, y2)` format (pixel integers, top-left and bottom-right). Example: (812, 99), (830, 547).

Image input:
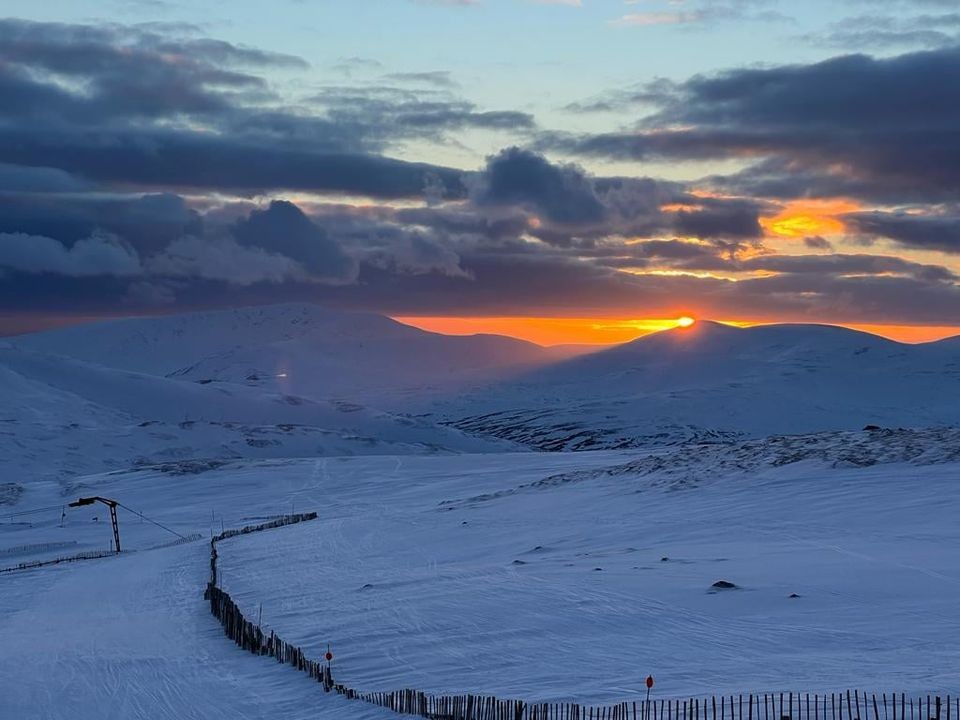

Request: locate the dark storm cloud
(469, 148), (763, 243)
(232, 201), (357, 281)
(0, 163), (90, 194)
(0, 19), (480, 199)
(701, 159), (937, 204)
(548, 46), (960, 204)
(0, 193), (202, 253)
(845, 211), (960, 253)
(0, 19), (278, 124)
(0, 232), (141, 278)
(0, 198), (358, 291)
(0, 127), (467, 199)
(739, 253), (958, 281)
(3, 207), (960, 328)
(472, 148), (606, 225)
(673, 199), (763, 240)
(1, 18), (958, 332)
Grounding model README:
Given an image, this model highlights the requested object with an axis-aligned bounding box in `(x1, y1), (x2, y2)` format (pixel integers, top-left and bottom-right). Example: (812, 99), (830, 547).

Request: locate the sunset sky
(1, 1), (959, 344)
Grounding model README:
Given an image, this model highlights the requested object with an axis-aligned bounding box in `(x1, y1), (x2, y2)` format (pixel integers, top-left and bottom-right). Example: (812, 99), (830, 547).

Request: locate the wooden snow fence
(0, 548), (116, 573)
(206, 516), (958, 720)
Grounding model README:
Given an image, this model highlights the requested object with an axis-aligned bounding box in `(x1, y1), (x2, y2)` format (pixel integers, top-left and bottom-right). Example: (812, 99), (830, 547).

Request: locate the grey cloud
(808, 13), (960, 50)
(0, 163), (91, 194)
(472, 147), (608, 226)
(3, 229), (959, 327)
(845, 210), (960, 253)
(673, 200), (764, 240)
(0, 232), (142, 277)
(147, 236), (310, 286)
(383, 71), (459, 88)
(309, 84), (535, 140)
(363, 233), (471, 278)
(739, 252), (958, 281)
(232, 201), (358, 282)
(0, 19), (477, 200)
(0, 128), (467, 200)
(548, 46), (960, 204)
(0, 192), (202, 253)
(804, 236), (833, 250)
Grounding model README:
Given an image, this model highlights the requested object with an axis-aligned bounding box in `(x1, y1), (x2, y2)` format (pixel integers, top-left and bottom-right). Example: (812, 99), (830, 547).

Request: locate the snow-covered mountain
(8, 304), (557, 402)
(1, 304), (570, 485)
(6, 307), (959, 479)
(0, 343), (519, 485)
(437, 321), (960, 450)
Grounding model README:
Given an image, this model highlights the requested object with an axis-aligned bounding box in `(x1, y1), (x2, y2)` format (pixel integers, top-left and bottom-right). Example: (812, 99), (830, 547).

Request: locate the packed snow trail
(0, 532), (394, 718)
(0, 452), (622, 719)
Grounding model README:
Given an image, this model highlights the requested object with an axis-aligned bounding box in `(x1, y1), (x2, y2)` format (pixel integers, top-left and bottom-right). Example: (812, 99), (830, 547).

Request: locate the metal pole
(109, 503), (121, 553)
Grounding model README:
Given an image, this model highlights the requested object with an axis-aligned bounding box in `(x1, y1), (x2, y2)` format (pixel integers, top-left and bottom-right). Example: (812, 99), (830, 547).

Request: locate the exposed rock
(711, 580), (737, 589)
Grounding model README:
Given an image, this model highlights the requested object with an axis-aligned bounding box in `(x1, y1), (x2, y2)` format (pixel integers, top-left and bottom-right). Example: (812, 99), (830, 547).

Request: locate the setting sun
(677, 316), (696, 328)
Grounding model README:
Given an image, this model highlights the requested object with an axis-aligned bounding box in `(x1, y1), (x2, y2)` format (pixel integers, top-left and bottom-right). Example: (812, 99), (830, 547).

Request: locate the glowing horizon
(392, 316), (960, 347)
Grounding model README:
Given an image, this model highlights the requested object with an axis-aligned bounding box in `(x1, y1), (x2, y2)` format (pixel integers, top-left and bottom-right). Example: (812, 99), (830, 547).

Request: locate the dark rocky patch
(711, 580), (738, 589)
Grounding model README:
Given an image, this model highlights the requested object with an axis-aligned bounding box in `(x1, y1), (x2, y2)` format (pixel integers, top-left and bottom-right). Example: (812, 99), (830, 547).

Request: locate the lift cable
(115, 502), (188, 541)
(0, 504), (66, 521)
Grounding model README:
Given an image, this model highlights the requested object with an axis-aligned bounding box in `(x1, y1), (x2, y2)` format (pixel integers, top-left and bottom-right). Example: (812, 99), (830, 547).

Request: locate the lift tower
(68, 496), (122, 553)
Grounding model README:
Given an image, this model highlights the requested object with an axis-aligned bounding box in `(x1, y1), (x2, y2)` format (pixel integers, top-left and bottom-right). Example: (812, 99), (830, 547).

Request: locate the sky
(1, 0), (959, 344)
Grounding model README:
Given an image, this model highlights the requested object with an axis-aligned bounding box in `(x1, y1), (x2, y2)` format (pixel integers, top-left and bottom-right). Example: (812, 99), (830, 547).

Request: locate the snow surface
(7, 303), (558, 401)
(214, 432), (960, 702)
(4, 432), (960, 718)
(433, 321), (960, 450)
(3, 305), (960, 718)
(0, 306), (543, 484)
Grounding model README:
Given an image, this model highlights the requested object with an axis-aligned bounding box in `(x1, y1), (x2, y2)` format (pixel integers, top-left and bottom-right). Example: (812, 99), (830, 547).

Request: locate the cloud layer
(0, 18), (958, 333)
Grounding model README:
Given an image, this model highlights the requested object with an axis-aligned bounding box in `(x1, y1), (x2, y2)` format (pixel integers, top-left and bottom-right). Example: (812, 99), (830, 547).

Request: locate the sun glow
(391, 316), (960, 347)
(760, 199), (861, 239)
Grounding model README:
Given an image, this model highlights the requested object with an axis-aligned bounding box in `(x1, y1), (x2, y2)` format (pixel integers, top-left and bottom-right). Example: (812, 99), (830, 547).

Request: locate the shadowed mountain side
(7, 304), (570, 402)
(434, 322), (960, 450)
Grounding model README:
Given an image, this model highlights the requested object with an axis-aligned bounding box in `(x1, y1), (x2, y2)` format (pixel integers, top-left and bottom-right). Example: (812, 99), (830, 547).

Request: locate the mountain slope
(8, 304), (557, 402)
(438, 322), (960, 450)
(0, 345), (516, 485)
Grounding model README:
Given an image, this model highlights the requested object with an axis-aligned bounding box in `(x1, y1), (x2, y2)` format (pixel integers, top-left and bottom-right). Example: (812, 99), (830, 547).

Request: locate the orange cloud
(761, 199), (861, 239)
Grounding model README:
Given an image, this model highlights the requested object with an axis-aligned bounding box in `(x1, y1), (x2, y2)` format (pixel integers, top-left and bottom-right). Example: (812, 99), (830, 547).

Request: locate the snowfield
(4, 430), (960, 717)
(215, 432), (960, 702)
(3, 305), (960, 719)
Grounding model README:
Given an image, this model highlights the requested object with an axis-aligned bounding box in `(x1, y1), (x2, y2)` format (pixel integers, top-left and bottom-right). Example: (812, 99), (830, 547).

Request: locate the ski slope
(0, 526), (396, 719)
(3, 431), (959, 718)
